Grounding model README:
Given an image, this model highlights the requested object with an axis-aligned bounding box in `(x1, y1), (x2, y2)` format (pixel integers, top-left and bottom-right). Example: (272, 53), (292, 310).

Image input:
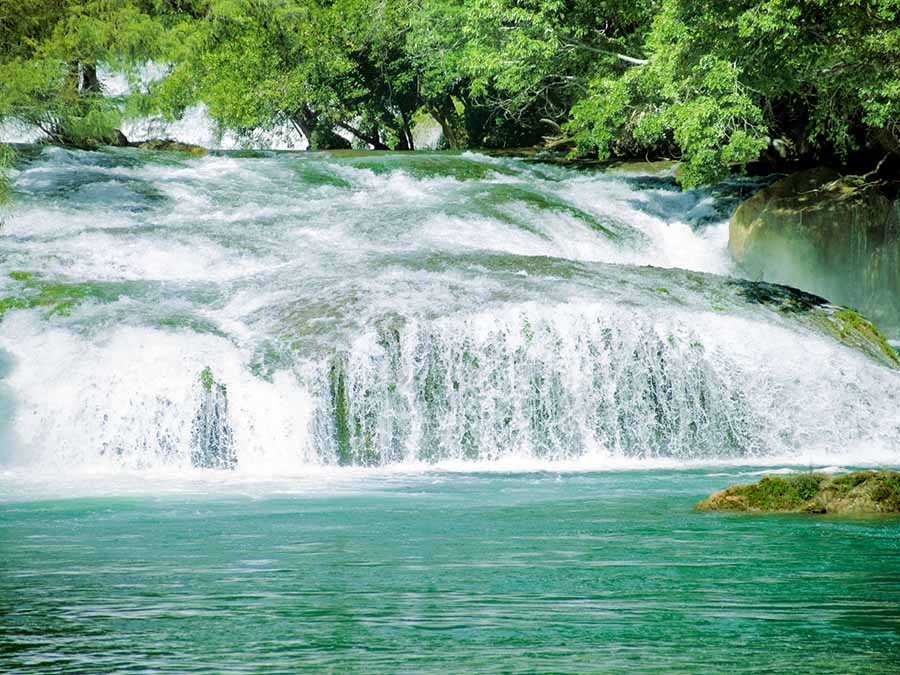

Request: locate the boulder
(696, 470), (900, 514)
(729, 168), (900, 330)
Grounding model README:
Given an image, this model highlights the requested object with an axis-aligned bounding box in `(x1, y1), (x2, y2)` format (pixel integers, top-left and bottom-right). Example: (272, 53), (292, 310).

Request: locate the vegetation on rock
(136, 139), (207, 156)
(0, 272), (123, 319)
(696, 471), (900, 514)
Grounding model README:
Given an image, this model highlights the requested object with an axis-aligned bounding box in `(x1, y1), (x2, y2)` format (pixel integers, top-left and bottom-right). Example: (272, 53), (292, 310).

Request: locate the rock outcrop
(191, 367), (236, 469)
(729, 168), (900, 330)
(136, 138), (208, 157)
(696, 471), (900, 514)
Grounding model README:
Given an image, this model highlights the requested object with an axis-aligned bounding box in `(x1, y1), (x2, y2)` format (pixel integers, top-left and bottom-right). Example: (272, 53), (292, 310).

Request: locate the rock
(696, 470), (900, 514)
(729, 168), (900, 330)
(136, 138), (208, 157)
(111, 129), (130, 147)
(191, 367), (236, 469)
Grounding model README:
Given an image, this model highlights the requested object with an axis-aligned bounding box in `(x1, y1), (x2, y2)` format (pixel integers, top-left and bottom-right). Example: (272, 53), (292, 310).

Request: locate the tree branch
(561, 38), (649, 65)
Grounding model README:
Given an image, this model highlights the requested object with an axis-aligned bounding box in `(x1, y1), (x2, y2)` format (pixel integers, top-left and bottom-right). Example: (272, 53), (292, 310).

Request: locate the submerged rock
(696, 471), (900, 514)
(191, 367), (236, 469)
(729, 168), (900, 330)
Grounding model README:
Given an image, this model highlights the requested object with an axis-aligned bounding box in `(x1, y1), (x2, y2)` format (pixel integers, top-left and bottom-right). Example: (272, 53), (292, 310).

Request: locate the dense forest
(1, 0), (899, 198)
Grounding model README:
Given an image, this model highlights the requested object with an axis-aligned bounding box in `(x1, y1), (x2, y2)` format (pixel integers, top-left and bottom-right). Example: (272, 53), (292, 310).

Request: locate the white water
(0, 147), (898, 478)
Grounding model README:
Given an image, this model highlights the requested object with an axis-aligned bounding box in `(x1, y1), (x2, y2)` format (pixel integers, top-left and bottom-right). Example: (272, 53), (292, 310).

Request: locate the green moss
(747, 474), (825, 510)
(832, 308), (900, 367)
(137, 139), (208, 157)
(697, 470), (900, 514)
(229, 149), (268, 159)
(200, 367), (215, 393)
(8, 271), (35, 282)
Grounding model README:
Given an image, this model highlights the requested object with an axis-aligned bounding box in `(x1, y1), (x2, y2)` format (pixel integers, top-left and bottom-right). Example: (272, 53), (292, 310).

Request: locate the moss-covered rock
(729, 168), (900, 330)
(136, 139), (208, 157)
(191, 367), (236, 470)
(0, 272), (122, 319)
(696, 470), (900, 514)
(725, 278), (900, 368)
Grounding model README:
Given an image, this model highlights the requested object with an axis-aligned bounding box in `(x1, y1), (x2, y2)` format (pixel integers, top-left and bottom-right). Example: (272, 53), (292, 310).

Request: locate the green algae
(228, 149), (269, 159)
(329, 357), (383, 467)
(466, 184), (624, 239)
(696, 470), (900, 514)
(338, 153), (520, 181)
(521, 317), (534, 344)
(156, 315), (226, 337)
(723, 278), (899, 368)
(0, 273), (124, 320)
(330, 359), (353, 465)
(292, 162), (353, 189)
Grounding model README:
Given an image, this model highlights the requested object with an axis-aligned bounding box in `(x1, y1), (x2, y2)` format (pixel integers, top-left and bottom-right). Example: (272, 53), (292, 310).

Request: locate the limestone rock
(729, 168), (900, 330)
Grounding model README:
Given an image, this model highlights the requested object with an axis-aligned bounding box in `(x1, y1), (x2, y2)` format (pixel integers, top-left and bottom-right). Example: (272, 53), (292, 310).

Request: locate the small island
(696, 471), (900, 515)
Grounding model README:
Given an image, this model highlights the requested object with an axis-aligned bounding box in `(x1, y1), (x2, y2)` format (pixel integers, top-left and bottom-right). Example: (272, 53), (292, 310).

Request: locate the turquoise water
(3, 470), (899, 674)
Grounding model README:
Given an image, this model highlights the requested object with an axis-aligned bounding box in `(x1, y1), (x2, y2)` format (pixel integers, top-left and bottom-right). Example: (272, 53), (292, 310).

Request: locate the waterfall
(0, 148), (897, 473)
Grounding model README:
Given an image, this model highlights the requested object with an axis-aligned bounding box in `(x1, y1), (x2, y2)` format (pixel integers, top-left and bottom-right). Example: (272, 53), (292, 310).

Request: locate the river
(1, 147), (898, 673)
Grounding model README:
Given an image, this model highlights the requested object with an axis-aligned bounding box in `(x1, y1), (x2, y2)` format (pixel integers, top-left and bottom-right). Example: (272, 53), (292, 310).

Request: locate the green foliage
(0, 144), (14, 204)
(571, 0), (900, 185)
(2, 0), (898, 185)
(0, 0), (179, 147)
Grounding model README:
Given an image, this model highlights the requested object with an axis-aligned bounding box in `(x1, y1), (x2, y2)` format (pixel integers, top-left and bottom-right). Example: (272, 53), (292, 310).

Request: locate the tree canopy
(1, 0), (899, 194)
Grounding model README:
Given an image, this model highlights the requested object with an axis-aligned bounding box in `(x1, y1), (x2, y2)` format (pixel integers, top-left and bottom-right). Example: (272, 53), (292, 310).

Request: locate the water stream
(0, 147), (897, 476)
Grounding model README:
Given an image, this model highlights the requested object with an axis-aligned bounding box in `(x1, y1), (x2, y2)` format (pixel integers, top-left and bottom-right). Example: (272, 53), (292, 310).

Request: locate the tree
(143, 0), (424, 150)
(569, 0), (900, 186)
(0, 0), (175, 147)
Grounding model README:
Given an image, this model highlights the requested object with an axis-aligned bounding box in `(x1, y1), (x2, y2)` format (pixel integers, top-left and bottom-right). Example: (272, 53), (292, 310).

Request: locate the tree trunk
(290, 107), (351, 150)
(334, 120), (389, 150)
(428, 97), (468, 150)
(289, 114), (313, 144)
(81, 63), (101, 94)
(399, 107), (415, 151)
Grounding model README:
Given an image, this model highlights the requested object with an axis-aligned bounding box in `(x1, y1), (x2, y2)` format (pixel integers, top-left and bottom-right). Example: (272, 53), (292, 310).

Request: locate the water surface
(3, 470), (899, 675)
